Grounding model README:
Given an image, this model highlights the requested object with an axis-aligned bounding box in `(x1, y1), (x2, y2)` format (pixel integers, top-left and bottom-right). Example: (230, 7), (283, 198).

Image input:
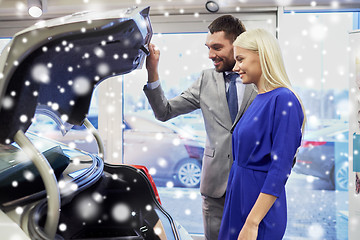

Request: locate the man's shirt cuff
(146, 80), (160, 90)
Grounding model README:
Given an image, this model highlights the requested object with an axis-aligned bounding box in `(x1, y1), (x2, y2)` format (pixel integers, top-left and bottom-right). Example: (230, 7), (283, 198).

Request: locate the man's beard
(215, 61), (235, 72)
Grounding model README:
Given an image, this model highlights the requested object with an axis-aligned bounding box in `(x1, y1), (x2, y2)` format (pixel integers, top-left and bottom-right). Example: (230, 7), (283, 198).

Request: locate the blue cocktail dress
(218, 87), (304, 240)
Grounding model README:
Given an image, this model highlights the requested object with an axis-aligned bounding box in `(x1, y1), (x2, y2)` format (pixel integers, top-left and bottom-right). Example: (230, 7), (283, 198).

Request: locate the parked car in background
(124, 113), (204, 188)
(293, 121), (349, 191)
(28, 113), (205, 188)
(167, 113), (207, 144)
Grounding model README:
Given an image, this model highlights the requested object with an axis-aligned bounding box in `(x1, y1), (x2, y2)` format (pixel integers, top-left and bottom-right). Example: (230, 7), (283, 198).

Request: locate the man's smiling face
(205, 31), (236, 72)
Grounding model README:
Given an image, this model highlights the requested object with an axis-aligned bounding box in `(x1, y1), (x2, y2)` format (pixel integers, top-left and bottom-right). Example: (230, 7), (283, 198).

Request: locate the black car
(0, 6), (192, 239)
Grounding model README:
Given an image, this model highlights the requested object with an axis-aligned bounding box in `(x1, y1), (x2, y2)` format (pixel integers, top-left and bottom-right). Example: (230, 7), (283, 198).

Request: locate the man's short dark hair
(208, 15), (246, 42)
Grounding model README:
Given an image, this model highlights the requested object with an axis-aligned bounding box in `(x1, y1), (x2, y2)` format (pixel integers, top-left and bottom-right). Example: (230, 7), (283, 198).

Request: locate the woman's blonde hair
(234, 28), (306, 133)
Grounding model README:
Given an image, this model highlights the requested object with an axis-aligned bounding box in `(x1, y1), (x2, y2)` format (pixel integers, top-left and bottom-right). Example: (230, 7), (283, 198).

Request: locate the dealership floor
(157, 172), (348, 240)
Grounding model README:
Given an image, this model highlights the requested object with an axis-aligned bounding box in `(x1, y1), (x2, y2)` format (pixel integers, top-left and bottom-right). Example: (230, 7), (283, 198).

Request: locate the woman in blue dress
(218, 29), (305, 240)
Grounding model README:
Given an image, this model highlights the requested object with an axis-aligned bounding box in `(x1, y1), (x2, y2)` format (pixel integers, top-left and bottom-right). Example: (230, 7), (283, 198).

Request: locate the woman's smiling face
(232, 46), (262, 87)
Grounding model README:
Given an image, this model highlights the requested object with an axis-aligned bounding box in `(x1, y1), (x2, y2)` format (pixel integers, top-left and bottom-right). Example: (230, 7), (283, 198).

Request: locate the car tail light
(184, 144), (204, 159)
(301, 141), (327, 148)
(130, 165), (161, 205)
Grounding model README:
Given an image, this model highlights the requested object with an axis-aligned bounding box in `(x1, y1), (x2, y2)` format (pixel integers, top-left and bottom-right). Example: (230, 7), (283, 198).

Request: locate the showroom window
(278, 11), (354, 240)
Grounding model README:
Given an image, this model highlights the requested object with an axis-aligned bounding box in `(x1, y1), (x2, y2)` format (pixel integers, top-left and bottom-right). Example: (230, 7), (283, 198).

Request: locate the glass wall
(279, 11), (353, 240)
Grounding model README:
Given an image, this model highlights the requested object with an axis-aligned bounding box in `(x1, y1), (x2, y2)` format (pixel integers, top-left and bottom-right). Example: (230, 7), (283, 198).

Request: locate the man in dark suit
(143, 15), (257, 240)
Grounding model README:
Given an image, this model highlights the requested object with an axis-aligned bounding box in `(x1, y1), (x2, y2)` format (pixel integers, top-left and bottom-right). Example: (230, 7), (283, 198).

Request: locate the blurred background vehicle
(124, 113), (204, 188)
(28, 113), (205, 188)
(293, 120), (349, 191)
(167, 112), (207, 144)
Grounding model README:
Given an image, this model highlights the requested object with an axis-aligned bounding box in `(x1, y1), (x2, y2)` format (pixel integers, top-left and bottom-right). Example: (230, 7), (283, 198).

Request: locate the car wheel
(335, 163), (348, 191)
(175, 159), (201, 188)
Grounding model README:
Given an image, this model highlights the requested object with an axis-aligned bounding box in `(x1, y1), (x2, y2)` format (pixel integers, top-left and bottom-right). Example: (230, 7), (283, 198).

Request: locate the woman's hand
(237, 221), (258, 240)
(237, 193), (277, 240)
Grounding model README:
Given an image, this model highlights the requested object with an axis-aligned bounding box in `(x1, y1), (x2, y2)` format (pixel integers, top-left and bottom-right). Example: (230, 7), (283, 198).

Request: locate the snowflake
(94, 47), (105, 58)
(2, 96), (13, 109)
(59, 223), (67, 232)
(23, 170), (35, 181)
(308, 223), (324, 239)
(166, 181), (174, 188)
(12, 181), (18, 187)
(73, 76), (91, 96)
(92, 192), (104, 203)
(76, 197), (99, 220)
(154, 227), (163, 235)
(51, 103), (59, 111)
(31, 64), (50, 84)
(97, 63), (110, 75)
(15, 207), (24, 215)
(149, 167), (157, 175)
(19, 115), (28, 123)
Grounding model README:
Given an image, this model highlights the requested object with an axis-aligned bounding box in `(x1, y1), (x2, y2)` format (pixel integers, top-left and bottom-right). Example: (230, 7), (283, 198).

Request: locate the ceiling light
(205, 1), (220, 13)
(28, 0), (43, 18)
